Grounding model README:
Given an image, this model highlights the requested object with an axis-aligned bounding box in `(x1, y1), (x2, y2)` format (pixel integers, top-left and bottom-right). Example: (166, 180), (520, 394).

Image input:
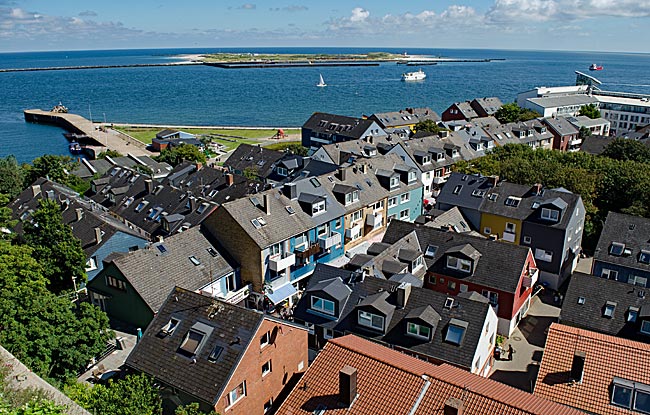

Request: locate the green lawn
(264, 141), (303, 151)
(113, 127), (300, 151)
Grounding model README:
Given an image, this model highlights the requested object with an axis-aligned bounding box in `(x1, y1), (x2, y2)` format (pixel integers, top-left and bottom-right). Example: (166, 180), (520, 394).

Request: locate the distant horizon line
(1, 46), (649, 55)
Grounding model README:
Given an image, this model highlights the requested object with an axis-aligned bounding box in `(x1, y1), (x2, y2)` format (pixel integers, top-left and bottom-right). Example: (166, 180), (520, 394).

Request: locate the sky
(1, 0), (649, 53)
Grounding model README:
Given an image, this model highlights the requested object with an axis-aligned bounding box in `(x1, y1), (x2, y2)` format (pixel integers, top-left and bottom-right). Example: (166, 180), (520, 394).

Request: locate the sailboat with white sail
(317, 74), (327, 87)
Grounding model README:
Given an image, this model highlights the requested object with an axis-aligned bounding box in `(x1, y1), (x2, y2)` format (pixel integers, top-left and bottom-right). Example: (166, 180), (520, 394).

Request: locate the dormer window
(446, 256), (472, 273)
(603, 301), (616, 318)
(407, 322), (431, 340)
(436, 152), (445, 161)
(358, 310), (384, 331)
(641, 320), (650, 335)
(627, 307), (639, 322)
(411, 256), (424, 271)
(423, 156), (431, 165)
(408, 171), (417, 183)
(541, 208), (559, 221)
(311, 296), (335, 315)
(345, 191), (359, 205)
(312, 200), (326, 215)
(505, 196), (522, 207)
(390, 176), (399, 189)
(277, 166), (288, 177)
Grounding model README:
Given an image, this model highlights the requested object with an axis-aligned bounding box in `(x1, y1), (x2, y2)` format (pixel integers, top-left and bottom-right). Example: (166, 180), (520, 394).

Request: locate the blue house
(204, 176), (346, 311)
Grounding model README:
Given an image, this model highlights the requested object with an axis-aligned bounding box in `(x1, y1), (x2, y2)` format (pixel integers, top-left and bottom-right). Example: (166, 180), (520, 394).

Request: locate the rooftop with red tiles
(276, 334), (584, 415)
(535, 323), (650, 415)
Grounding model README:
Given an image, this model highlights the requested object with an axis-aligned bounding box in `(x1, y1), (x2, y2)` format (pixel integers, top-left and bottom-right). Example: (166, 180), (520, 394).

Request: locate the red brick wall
(510, 251), (536, 319)
(215, 319), (308, 415)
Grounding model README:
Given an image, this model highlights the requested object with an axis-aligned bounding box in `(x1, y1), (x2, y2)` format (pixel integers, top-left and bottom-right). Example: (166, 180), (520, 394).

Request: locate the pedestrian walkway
(489, 289), (560, 392)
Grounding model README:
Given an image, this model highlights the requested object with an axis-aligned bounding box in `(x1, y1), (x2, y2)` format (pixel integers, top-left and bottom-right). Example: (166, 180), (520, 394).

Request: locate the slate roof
(436, 173), (495, 211)
(579, 134), (614, 154)
(125, 287), (263, 405)
(542, 116), (579, 137)
(302, 112), (385, 140)
(424, 206), (481, 236)
(315, 137), (393, 166)
(101, 227), (235, 314)
(88, 163), (254, 238)
(560, 272), (650, 342)
(471, 97), (503, 116)
(382, 220), (530, 293)
(393, 138), (454, 172)
(369, 107), (441, 128)
(294, 264), (491, 370)
(277, 334), (583, 415)
(594, 211), (650, 273)
(535, 323), (650, 415)
(452, 101), (479, 119)
(72, 154), (172, 180)
(223, 143), (285, 180)
(10, 178), (145, 258)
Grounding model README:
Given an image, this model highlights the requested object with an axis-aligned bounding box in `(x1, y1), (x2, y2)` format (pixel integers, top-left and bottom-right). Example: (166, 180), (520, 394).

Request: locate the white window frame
(351, 210), (363, 223)
(483, 227), (491, 235)
(358, 310), (384, 331)
(446, 256), (472, 273)
(505, 222), (516, 233)
(408, 171), (417, 183)
(388, 197), (398, 208)
(227, 381), (246, 407)
(601, 268), (619, 280)
(276, 166), (288, 176)
(407, 322), (431, 339)
(311, 296), (335, 315)
(641, 320), (650, 335)
(262, 360), (272, 376)
(400, 192), (410, 203)
(534, 248), (553, 263)
(399, 209), (410, 220)
(312, 201), (326, 215)
(317, 224), (329, 238)
(541, 208), (560, 221)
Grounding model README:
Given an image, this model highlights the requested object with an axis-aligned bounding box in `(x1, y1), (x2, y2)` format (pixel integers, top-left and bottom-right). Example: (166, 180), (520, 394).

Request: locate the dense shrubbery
(454, 142), (650, 250)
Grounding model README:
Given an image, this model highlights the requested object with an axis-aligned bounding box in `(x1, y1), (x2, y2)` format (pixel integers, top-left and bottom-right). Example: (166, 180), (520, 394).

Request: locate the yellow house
(479, 212), (522, 244)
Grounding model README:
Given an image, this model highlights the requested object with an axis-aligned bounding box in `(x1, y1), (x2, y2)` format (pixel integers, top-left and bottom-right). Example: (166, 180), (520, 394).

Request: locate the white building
(595, 94), (650, 136)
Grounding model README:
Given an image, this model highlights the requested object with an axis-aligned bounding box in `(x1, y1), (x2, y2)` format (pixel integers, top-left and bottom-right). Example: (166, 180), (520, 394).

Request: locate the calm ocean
(1, 47), (649, 163)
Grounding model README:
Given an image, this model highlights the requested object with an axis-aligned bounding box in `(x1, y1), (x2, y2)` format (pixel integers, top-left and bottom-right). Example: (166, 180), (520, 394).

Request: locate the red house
(383, 221), (539, 336)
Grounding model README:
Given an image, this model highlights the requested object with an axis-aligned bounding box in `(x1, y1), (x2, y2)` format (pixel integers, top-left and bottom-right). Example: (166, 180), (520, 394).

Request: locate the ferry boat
(401, 69), (426, 81)
(589, 64), (603, 71)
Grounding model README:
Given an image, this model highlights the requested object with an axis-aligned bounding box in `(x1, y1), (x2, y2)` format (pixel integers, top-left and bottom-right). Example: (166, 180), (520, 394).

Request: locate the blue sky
(1, 0), (649, 52)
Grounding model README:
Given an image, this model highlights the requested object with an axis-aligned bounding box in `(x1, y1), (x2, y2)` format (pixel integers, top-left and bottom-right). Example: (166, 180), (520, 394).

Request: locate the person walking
(507, 344), (514, 361)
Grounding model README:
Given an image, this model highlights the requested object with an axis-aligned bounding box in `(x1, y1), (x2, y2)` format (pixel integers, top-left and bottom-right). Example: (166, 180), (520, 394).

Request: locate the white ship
(401, 69), (426, 81)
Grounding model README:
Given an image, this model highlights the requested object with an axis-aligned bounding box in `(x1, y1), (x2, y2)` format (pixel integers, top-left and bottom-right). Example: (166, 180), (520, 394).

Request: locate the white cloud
(78, 10), (98, 17)
(349, 7), (369, 22)
(486, 0), (650, 23)
(238, 3), (256, 10)
(269, 5), (308, 12)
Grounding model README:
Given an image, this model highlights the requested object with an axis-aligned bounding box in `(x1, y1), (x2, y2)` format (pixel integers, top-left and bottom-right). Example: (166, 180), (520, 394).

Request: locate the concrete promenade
(24, 109), (154, 158)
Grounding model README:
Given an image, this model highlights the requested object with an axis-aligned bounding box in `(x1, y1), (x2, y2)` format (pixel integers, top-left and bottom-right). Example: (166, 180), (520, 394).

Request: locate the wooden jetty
(24, 109), (153, 159)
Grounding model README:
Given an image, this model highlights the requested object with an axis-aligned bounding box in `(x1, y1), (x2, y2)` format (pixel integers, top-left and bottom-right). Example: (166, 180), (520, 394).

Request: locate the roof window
(160, 317), (180, 336)
(577, 297), (586, 305)
(251, 218), (262, 229)
(177, 329), (205, 358)
(609, 242), (625, 256)
(445, 319), (468, 345)
(444, 297), (454, 309)
(488, 193), (499, 202)
(189, 256), (201, 266)
(425, 244), (438, 258)
(196, 202), (210, 214)
(639, 250), (650, 264)
(285, 206), (295, 215)
(452, 185), (462, 195)
(603, 301), (617, 318)
(207, 248), (218, 257)
(504, 196), (522, 207)
(257, 216), (267, 226)
(628, 307), (639, 323)
(207, 345), (224, 363)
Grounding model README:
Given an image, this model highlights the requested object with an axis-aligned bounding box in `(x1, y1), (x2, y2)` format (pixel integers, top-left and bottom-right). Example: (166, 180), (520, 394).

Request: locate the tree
(22, 155), (89, 194)
(0, 156), (25, 199)
(413, 119), (445, 134)
(578, 126), (592, 139)
(602, 138), (650, 163)
(579, 103), (601, 119)
(65, 374), (162, 415)
(97, 150), (123, 159)
(283, 143), (309, 156)
(494, 103), (541, 124)
(242, 166), (260, 181)
(22, 199), (87, 293)
(175, 403), (219, 415)
(154, 144), (206, 166)
(0, 240), (113, 380)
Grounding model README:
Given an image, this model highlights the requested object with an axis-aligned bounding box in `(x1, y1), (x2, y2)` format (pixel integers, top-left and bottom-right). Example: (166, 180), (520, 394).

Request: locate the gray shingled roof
(126, 287), (263, 405)
(370, 107), (440, 128)
(108, 227), (234, 313)
(293, 264), (490, 370)
(561, 272), (650, 343)
(594, 211), (650, 273)
(383, 221), (530, 293)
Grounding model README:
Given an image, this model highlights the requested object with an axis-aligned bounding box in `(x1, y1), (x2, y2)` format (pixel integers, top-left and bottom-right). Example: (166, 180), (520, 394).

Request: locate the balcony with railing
(295, 243), (321, 259)
(319, 232), (342, 250)
(269, 252), (296, 272)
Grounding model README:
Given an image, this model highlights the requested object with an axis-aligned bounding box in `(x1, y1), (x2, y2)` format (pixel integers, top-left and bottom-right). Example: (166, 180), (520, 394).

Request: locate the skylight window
(257, 217), (267, 226)
(504, 196), (522, 207)
(445, 320), (468, 345)
(207, 248), (218, 257)
(178, 329), (205, 358)
(453, 185), (462, 195)
(425, 244), (438, 258)
(471, 189), (485, 198)
(135, 200), (149, 213)
(207, 345), (224, 363)
(251, 218), (262, 229)
(327, 176), (334, 182)
(196, 202), (209, 214)
(639, 250), (650, 264)
(628, 307), (639, 322)
(156, 244), (167, 254)
(285, 206), (295, 215)
(444, 297), (454, 309)
(161, 318), (180, 336)
(604, 301), (616, 318)
(189, 256), (201, 266)
(610, 242), (625, 256)
(310, 178), (321, 188)
(577, 297), (586, 305)
(488, 193), (499, 202)
(208, 189), (218, 198)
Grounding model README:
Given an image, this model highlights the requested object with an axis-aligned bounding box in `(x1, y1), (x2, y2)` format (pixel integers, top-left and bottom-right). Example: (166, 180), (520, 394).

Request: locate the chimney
(94, 227), (103, 245)
(360, 164), (367, 174)
(226, 173), (234, 187)
(534, 183), (542, 195)
(282, 183), (297, 200)
(31, 185), (41, 198)
(263, 194), (271, 215)
(75, 208), (84, 222)
(396, 282), (412, 308)
(489, 175), (499, 187)
(444, 397), (464, 415)
(189, 196), (197, 212)
(489, 234), (498, 241)
(338, 167), (347, 182)
(145, 179), (153, 194)
(339, 366), (357, 407)
(369, 135), (374, 144)
(570, 351), (586, 383)
(195, 161), (203, 171)
(438, 130), (449, 138)
(157, 235), (164, 243)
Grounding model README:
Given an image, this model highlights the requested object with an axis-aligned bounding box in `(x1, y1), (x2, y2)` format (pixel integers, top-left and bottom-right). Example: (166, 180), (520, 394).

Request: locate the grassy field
(200, 52), (401, 63)
(114, 127), (300, 152)
(264, 141), (303, 151)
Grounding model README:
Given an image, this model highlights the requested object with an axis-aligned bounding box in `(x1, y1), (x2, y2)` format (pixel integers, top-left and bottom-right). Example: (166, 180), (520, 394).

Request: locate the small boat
(69, 141), (82, 154)
(317, 74), (327, 87)
(401, 69), (426, 81)
(589, 64), (603, 71)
